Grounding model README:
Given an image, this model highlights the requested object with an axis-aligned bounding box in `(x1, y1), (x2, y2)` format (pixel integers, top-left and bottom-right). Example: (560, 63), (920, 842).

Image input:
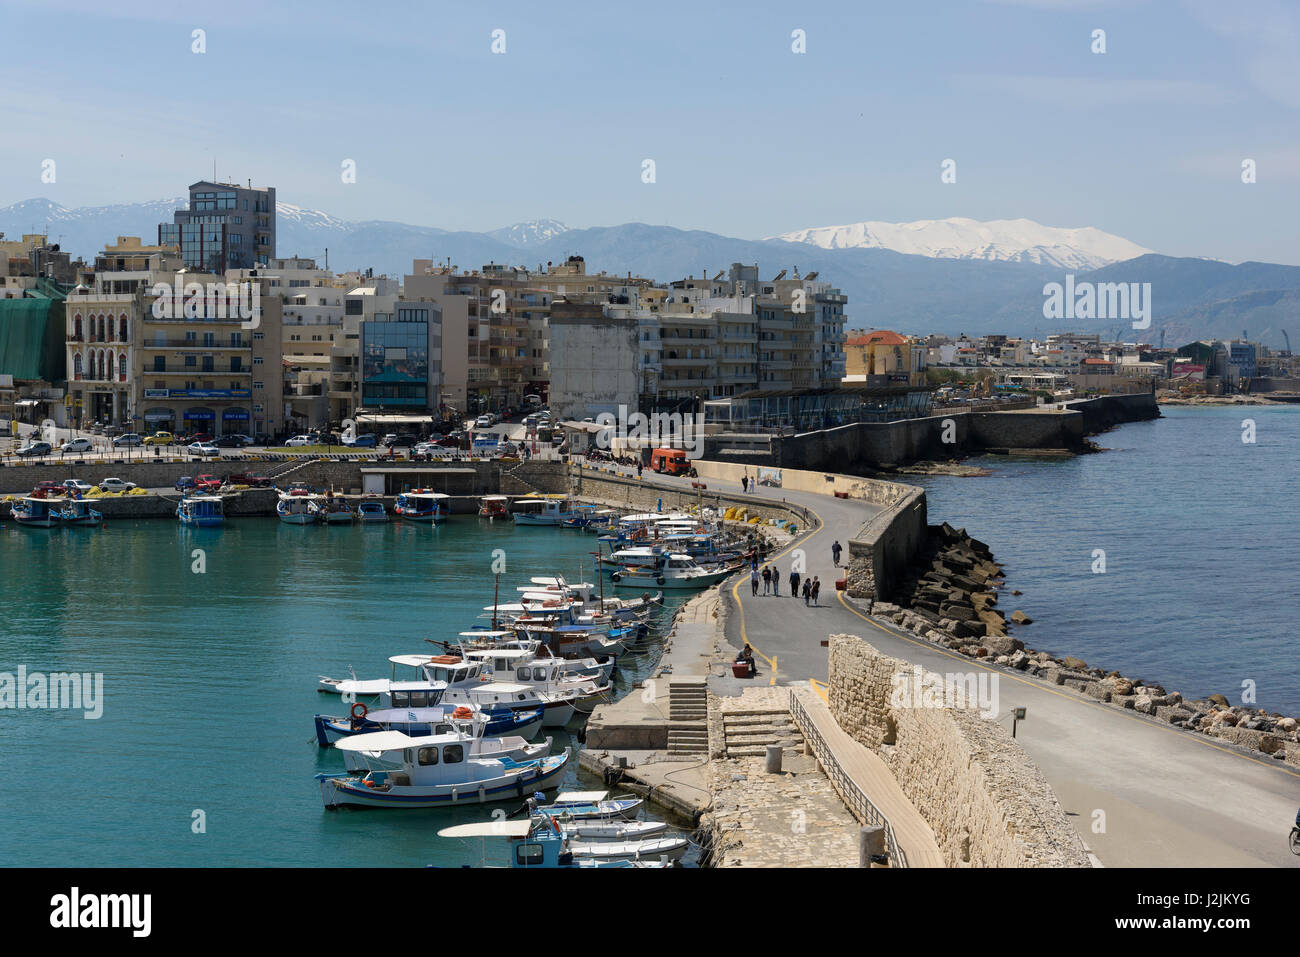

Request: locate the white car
(188, 442), (220, 457)
(474, 416), (492, 429)
(61, 438), (94, 453)
(98, 477), (136, 493)
(62, 478), (93, 493)
(284, 435), (315, 447)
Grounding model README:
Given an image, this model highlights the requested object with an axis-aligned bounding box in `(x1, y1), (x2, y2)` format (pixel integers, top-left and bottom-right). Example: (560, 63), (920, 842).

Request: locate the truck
(650, 447), (696, 477)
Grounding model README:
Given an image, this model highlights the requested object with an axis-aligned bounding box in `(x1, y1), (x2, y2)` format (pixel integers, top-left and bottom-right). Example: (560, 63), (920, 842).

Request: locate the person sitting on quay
(739, 644), (757, 676)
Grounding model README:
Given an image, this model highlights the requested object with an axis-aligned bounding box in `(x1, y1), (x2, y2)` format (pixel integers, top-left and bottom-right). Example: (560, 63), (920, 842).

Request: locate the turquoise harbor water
(909, 405), (1299, 716)
(0, 518), (693, 867)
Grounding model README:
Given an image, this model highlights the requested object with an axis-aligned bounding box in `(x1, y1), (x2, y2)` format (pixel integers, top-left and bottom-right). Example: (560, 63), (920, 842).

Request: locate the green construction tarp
(0, 297), (65, 382)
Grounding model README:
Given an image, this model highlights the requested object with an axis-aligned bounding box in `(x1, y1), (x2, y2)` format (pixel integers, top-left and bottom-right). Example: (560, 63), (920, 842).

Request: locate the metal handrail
(789, 688), (909, 868)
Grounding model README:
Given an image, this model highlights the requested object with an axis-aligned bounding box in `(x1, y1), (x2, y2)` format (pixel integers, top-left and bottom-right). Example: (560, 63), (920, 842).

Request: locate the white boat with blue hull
(528, 790), (644, 822)
(437, 820), (669, 868)
(57, 499), (103, 527)
(314, 702), (545, 747)
(276, 493), (317, 525)
(177, 495), (224, 527)
(11, 496), (62, 528)
(311, 497), (354, 523)
(609, 553), (739, 590)
(317, 722), (571, 809)
(357, 500), (387, 523)
(511, 496), (575, 526)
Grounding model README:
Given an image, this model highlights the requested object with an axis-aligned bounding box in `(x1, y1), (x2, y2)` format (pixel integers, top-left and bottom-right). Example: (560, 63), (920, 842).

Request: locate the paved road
(609, 466), (1300, 867)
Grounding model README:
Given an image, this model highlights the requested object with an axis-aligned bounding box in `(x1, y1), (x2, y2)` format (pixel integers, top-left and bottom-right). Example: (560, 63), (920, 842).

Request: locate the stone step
(722, 715), (792, 727)
(726, 732), (797, 746)
(718, 708), (789, 718)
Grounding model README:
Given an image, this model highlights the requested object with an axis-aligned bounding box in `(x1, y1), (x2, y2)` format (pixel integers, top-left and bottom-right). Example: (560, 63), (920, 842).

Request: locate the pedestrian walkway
(791, 687), (945, 867)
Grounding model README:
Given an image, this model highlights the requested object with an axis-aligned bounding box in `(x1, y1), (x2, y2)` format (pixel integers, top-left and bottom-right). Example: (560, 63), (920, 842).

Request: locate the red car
(228, 471), (272, 487)
(31, 481), (64, 498)
(194, 474), (223, 492)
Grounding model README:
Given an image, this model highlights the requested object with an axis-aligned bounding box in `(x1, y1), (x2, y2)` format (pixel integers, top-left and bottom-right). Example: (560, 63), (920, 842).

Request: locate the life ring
(452, 706), (473, 719)
(350, 702), (368, 720)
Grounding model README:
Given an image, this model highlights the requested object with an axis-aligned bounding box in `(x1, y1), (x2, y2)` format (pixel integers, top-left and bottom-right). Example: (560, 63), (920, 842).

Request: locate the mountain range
(2, 198), (1296, 349)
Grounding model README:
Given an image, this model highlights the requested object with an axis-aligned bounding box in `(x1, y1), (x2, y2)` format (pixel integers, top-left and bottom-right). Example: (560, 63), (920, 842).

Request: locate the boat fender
(350, 702), (368, 720)
(610, 572), (622, 582)
(656, 574), (665, 585)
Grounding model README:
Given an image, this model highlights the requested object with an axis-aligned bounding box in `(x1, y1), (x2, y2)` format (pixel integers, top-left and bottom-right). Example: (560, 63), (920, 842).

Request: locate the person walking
(831, 540), (842, 566)
(636, 461), (643, 479)
(801, 578), (812, 605)
(789, 568), (800, 598)
(741, 474), (749, 494)
(811, 576), (821, 606)
(761, 566), (772, 595)
(771, 569), (779, 596)
(750, 566), (760, 597)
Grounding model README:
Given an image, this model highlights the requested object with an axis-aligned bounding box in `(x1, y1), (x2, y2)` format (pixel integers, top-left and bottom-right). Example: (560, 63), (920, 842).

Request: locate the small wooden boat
(314, 703), (545, 747)
(357, 500), (388, 523)
(277, 493), (317, 525)
(177, 495), (224, 527)
(478, 495), (510, 519)
(552, 818), (669, 842)
(57, 499), (103, 527)
(529, 790), (644, 822)
(11, 495), (62, 528)
(394, 490), (449, 523)
(512, 496), (574, 526)
(316, 722), (571, 810)
(311, 497), (355, 523)
(565, 835), (689, 863)
(437, 820), (669, 868)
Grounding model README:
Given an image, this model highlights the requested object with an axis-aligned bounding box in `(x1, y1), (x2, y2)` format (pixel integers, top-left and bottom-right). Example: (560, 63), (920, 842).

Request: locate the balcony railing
(144, 365), (253, 375)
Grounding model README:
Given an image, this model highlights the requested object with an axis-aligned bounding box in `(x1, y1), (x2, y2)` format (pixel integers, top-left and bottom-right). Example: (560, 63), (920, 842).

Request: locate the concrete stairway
(722, 708), (803, 758)
(665, 677), (708, 755)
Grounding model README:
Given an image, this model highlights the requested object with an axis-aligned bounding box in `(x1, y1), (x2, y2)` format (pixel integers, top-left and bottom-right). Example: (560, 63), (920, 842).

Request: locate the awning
(355, 413), (434, 425)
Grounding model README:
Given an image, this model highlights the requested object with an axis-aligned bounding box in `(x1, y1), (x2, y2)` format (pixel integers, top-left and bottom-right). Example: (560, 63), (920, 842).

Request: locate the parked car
(141, 431), (174, 446)
(194, 474), (223, 492)
(474, 415), (493, 429)
(186, 432), (214, 444)
(386, 434), (416, 448)
(343, 434), (376, 448)
(175, 476), (197, 493)
(113, 433), (143, 447)
(223, 433), (254, 446)
(284, 435), (315, 447)
(15, 441), (52, 457)
(33, 480), (65, 496)
(187, 442), (220, 457)
(98, 477), (137, 493)
(60, 437), (94, 453)
(62, 478), (93, 494)
(212, 435), (247, 448)
(228, 471), (271, 487)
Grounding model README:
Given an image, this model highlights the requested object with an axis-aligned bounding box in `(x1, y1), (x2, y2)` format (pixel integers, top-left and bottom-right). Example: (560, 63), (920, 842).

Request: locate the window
(516, 667), (530, 682)
(515, 844), (544, 866)
(253, 381), (264, 389)
(391, 692), (408, 708)
(417, 747), (439, 766)
(253, 356), (264, 365)
(409, 691), (427, 708)
(442, 745), (464, 764)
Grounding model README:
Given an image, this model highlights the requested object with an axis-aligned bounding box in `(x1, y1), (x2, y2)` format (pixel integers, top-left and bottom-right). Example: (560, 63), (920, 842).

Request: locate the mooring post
(764, 744), (782, 774)
(859, 825), (886, 868)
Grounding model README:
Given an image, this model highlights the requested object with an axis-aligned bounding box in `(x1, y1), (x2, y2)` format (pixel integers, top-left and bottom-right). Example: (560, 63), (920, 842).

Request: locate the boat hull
(317, 752), (569, 809)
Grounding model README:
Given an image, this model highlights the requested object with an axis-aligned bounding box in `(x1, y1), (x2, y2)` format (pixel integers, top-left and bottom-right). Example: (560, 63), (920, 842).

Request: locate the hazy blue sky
(3, 0), (1298, 263)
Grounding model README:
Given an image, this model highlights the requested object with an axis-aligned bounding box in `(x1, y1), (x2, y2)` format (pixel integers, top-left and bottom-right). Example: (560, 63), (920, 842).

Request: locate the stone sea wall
(827, 634), (1092, 868)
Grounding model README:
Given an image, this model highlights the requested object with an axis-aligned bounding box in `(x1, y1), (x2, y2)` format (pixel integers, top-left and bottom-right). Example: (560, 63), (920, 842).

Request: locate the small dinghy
(528, 790), (643, 822)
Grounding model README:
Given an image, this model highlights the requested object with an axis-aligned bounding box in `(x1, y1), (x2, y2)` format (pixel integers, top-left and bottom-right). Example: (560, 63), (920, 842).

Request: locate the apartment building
(65, 242), (284, 436)
(159, 180), (276, 272)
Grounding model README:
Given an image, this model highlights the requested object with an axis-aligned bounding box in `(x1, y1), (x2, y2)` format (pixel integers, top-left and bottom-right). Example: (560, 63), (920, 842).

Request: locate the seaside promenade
(608, 465), (1300, 868)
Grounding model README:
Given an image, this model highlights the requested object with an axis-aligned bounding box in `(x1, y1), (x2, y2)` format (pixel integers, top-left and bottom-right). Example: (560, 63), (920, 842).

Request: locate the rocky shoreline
(869, 523), (1300, 768)
(1158, 395), (1284, 406)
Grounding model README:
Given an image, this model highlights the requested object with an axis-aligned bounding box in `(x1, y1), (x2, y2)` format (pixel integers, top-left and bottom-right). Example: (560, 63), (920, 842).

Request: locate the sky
(2, 0), (1298, 264)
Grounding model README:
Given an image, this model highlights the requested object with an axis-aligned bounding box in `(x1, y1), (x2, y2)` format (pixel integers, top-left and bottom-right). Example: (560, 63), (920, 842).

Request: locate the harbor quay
(574, 459), (1300, 868)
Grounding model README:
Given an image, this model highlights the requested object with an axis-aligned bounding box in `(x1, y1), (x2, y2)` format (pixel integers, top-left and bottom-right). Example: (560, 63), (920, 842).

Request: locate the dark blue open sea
(910, 405), (1298, 717)
(0, 518), (693, 866)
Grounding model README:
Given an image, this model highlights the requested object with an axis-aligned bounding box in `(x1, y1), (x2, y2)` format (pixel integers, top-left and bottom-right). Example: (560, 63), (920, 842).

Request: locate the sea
(0, 517), (694, 867)
(908, 404), (1299, 717)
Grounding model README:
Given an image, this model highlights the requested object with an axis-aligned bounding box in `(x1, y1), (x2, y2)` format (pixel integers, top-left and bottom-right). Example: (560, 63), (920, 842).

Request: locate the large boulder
(1061, 655), (1087, 670)
(1103, 675), (1134, 696)
(983, 635), (1024, 657)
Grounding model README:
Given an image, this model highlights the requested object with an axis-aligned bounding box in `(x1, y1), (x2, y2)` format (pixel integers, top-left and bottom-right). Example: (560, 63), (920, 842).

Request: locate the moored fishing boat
(609, 553), (740, 589)
(528, 790), (644, 822)
(357, 500), (388, 523)
(316, 722), (571, 810)
(478, 495), (509, 519)
(394, 490), (449, 523)
(177, 495), (224, 527)
(276, 493), (317, 525)
(311, 496), (355, 523)
(511, 495), (574, 526)
(314, 703), (546, 748)
(437, 820), (669, 868)
(56, 498), (103, 527)
(11, 495), (62, 528)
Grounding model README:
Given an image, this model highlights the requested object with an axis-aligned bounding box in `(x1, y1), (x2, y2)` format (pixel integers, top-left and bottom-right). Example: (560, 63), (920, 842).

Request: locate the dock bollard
(859, 826), (886, 868)
(764, 744), (782, 774)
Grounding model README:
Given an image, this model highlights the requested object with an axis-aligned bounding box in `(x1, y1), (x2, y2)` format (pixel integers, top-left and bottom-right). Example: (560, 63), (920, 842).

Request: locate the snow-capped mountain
(487, 219), (570, 246)
(771, 217), (1153, 271)
(273, 202), (352, 233)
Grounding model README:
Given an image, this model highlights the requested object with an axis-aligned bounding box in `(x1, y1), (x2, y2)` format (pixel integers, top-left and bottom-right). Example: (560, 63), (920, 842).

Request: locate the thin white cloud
(1187, 0), (1300, 109)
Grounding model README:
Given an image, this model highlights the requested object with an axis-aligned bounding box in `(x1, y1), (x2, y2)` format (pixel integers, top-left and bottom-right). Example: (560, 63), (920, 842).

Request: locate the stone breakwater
(868, 525), (1300, 770)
